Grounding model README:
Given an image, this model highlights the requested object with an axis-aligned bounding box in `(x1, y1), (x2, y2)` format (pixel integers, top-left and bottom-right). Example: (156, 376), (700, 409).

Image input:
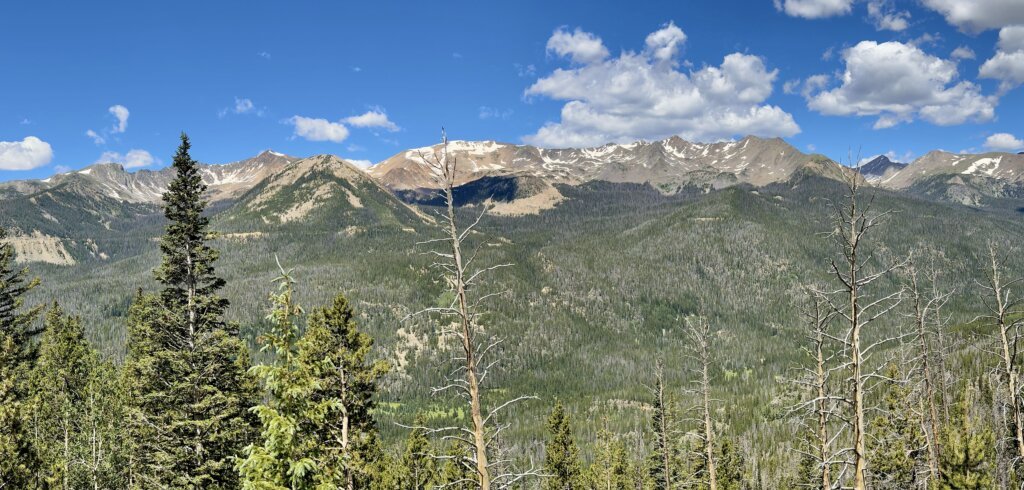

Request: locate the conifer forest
(5, 2), (1024, 488)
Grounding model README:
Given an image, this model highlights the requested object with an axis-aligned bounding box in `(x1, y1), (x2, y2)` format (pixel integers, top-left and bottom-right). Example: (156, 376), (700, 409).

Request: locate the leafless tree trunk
(905, 255), (951, 482)
(978, 242), (1024, 465)
(818, 166), (904, 489)
(686, 316), (717, 490)
(407, 130), (539, 489)
(809, 294), (835, 490)
(654, 360), (672, 488)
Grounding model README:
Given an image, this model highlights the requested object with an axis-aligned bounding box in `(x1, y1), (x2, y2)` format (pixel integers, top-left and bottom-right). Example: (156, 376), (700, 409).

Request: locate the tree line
(1, 133), (1021, 488)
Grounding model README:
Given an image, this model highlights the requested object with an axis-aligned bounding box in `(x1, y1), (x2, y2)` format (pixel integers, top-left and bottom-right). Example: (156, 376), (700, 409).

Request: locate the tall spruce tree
(299, 292), (389, 489)
(0, 226), (42, 487)
(126, 134), (257, 488)
(238, 267), (324, 489)
(542, 400), (584, 490)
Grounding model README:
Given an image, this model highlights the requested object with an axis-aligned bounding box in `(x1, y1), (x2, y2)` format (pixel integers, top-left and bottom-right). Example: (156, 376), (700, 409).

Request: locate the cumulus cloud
(980, 26), (1024, 91)
(344, 109), (400, 131)
(805, 40), (996, 129)
(108, 105), (129, 133)
(285, 109), (401, 143)
(773, 0), (854, 19)
(546, 27), (610, 64)
(96, 149), (157, 169)
(984, 132), (1024, 151)
(867, 0), (910, 31)
(921, 0), (1024, 31)
(644, 22), (687, 61)
(0, 136), (53, 170)
(286, 116), (350, 143)
(523, 24), (799, 147)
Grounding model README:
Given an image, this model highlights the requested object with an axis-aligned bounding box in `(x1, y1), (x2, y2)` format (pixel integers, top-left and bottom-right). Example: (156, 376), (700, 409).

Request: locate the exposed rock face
(0, 150), (298, 204)
(368, 136), (840, 192)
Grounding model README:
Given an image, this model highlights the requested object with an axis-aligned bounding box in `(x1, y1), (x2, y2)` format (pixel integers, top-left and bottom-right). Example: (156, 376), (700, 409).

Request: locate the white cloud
(921, 0), (1024, 31)
(96, 149), (156, 169)
(644, 22), (687, 62)
(984, 132), (1024, 151)
(546, 27), (610, 64)
(523, 25), (799, 147)
(0, 136), (53, 170)
(344, 109), (400, 131)
(997, 25), (1024, 52)
(805, 40), (996, 129)
(258, 51), (271, 59)
(108, 105), (129, 133)
(286, 116), (350, 143)
(86, 129), (105, 145)
(867, 0), (910, 31)
(345, 158), (374, 169)
(220, 97), (263, 117)
(951, 46), (976, 60)
(773, 0), (854, 19)
(980, 26), (1024, 91)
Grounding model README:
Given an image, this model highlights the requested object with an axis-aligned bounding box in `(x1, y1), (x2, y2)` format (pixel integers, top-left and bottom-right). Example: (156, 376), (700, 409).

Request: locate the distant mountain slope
(368, 136), (846, 194)
(0, 150), (296, 205)
(217, 154), (431, 232)
(859, 155), (906, 182)
(879, 151), (1024, 206)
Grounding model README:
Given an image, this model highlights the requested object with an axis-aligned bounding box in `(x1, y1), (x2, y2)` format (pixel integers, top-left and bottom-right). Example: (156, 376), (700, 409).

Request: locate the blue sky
(2, 0), (1023, 181)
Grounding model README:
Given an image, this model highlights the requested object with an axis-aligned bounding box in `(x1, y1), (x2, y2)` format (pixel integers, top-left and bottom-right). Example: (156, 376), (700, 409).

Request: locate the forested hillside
(3, 134), (1024, 488)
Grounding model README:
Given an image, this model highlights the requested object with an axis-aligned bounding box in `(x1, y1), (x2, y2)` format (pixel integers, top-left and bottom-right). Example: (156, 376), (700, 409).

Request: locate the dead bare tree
(904, 253), (953, 481)
(976, 242), (1024, 468)
(405, 129), (539, 489)
(790, 290), (844, 489)
(683, 315), (718, 490)
(816, 166), (906, 490)
(650, 359), (675, 489)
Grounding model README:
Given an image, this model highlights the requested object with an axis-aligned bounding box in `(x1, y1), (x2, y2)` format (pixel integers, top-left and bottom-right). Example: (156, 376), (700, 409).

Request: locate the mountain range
(4, 133), (1024, 451)
(4, 135), (1023, 254)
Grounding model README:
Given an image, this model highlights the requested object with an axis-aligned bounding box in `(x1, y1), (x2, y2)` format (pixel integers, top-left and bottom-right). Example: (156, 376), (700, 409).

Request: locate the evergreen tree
(80, 358), (129, 489)
(543, 400), (584, 490)
(29, 305), (126, 489)
(437, 443), (477, 490)
(237, 267), (325, 489)
(587, 427), (633, 490)
(126, 134), (257, 488)
(398, 415), (437, 489)
(717, 438), (745, 490)
(28, 305), (94, 488)
(299, 292), (389, 488)
(867, 365), (924, 489)
(0, 226), (42, 487)
(935, 386), (995, 490)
